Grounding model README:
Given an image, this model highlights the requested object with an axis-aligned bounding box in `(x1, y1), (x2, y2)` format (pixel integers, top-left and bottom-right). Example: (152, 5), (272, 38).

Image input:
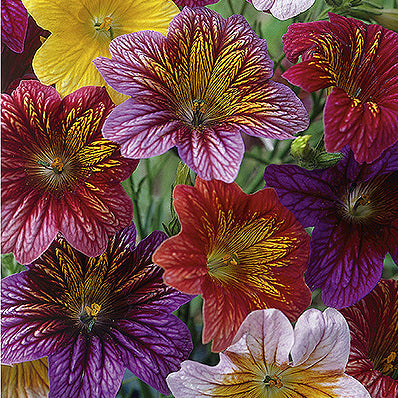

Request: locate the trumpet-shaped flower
(152, 178), (311, 352)
(1, 358), (49, 398)
(1, 0), (28, 53)
(283, 13), (398, 164)
(1, 81), (138, 264)
(249, 0), (315, 20)
(264, 143), (398, 308)
(340, 279), (398, 398)
(21, 0), (179, 104)
(167, 308), (371, 398)
(94, 7), (309, 183)
(1, 223), (193, 397)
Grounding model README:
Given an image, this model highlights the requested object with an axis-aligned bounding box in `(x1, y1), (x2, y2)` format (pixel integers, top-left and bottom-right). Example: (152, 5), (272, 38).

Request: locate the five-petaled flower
(152, 177), (311, 352)
(264, 143), (398, 308)
(21, 0), (179, 104)
(248, 0), (315, 21)
(1, 223), (193, 398)
(1, 80), (138, 265)
(283, 13), (398, 164)
(339, 279), (398, 398)
(1, 0), (28, 53)
(94, 6), (309, 183)
(167, 308), (371, 398)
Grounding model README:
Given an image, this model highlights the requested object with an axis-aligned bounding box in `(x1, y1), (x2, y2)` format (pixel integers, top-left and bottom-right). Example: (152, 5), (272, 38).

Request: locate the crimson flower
(339, 279), (398, 398)
(153, 178), (311, 352)
(1, 223), (193, 397)
(283, 13), (398, 164)
(94, 7), (309, 183)
(1, 81), (138, 264)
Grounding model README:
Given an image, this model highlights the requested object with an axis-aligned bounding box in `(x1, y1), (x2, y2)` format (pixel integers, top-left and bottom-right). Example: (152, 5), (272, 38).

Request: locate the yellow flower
(22, 0), (179, 104)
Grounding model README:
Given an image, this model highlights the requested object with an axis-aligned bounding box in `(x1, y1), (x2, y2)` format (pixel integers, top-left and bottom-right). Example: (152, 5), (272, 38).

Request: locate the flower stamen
(380, 351), (398, 379)
(191, 99), (206, 127)
(207, 252), (238, 272)
(94, 17), (114, 40)
(80, 303), (102, 332)
(264, 374), (283, 388)
(37, 157), (64, 174)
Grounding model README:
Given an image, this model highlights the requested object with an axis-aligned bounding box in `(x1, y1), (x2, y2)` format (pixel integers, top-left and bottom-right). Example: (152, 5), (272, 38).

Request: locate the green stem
(138, 379), (154, 398)
(129, 175), (146, 239)
(239, 0), (248, 15)
(227, 0), (235, 14)
(273, 52), (286, 72)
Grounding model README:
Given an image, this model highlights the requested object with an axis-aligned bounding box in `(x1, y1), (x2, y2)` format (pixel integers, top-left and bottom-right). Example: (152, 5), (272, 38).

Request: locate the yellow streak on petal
(1, 358), (49, 398)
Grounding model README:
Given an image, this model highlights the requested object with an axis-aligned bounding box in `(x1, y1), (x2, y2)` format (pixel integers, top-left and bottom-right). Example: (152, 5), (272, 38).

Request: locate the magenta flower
(283, 13), (398, 164)
(1, 223), (193, 397)
(339, 279), (398, 398)
(264, 143), (398, 308)
(1, 80), (138, 264)
(94, 7), (309, 183)
(1, 0), (28, 53)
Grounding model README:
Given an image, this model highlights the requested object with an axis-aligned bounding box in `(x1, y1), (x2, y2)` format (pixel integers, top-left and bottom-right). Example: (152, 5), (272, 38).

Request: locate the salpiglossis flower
(1, 358), (49, 398)
(94, 7), (309, 183)
(264, 143), (398, 308)
(339, 279), (398, 398)
(1, 0), (28, 53)
(1, 81), (138, 265)
(152, 178), (311, 352)
(249, 0), (315, 20)
(21, 0), (179, 104)
(167, 308), (371, 398)
(1, 223), (193, 397)
(283, 13), (398, 164)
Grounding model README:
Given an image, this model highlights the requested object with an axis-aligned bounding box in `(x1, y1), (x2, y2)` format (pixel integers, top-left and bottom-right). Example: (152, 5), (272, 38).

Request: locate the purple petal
(1, 0), (28, 53)
(101, 99), (179, 159)
(113, 313), (193, 395)
(264, 164), (336, 227)
(1, 272), (71, 364)
(116, 222), (138, 249)
(306, 216), (385, 308)
(177, 126), (244, 183)
(48, 334), (124, 398)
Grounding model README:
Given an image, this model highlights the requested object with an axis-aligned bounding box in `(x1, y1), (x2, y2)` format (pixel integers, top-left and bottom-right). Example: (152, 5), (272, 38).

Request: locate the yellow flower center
(37, 157), (64, 174)
(264, 374), (283, 389)
(94, 17), (114, 40)
(207, 252), (239, 273)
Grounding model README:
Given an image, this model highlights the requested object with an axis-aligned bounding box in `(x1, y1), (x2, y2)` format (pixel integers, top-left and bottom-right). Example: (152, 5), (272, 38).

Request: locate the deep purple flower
(1, 223), (193, 397)
(1, 0), (28, 53)
(264, 144), (398, 308)
(94, 7), (308, 183)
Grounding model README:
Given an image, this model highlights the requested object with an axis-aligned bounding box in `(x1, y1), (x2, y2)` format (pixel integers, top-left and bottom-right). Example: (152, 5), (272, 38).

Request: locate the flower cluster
(1, 1), (397, 398)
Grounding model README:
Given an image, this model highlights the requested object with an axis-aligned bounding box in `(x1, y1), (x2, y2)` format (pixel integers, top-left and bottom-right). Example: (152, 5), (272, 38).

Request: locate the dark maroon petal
(1, 0), (28, 53)
(1, 272), (71, 364)
(2, 16), (50, 93)
(305, 216), (386, 308)
(173, 0), (218, 5)
(113, 313), (193, 395)
(48, 334), (124, 398)
(264, 164), (336, 227)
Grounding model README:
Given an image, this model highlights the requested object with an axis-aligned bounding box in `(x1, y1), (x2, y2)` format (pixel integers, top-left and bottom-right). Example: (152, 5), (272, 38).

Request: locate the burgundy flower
(2, 16), (50, 94)
(339, 279), (398, 397)
(1, 0), (28, 53)
(1, 223), (193, 397)
(283, 13), (398, 164)
(173, 0), (218, 6)
(94, 7), (308, 183)
(264, 143), (398, 308)
(1, 81), (138, 264)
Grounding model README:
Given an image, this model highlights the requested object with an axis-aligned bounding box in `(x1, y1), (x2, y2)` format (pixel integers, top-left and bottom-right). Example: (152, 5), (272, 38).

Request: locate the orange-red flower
(153, 178), (311, 352)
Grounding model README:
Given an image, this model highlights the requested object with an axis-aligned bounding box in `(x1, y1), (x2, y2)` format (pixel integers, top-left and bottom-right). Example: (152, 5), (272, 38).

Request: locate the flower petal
(48, 334), (124, 398)
(252, 0), (315, 20)
(112, 313), (193, 395)
(2, 0), (28, 53)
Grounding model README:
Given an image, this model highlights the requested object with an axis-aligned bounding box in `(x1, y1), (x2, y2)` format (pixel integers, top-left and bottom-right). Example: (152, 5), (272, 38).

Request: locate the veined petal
(252, 0), (315, 20)
(2, 0), (28, 53)
(1, 358), (49, 398)
(177, 126), (245, 183)
(306, 216), (385, 308)
(113, 313), (193, 395)
(48, 334), (124, 398)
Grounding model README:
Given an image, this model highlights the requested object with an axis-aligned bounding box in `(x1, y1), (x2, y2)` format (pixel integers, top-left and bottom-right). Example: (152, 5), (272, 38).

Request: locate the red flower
(153, 178), (311, 352)
(1, 81), (138, 264)
(283, 13), (398, 164)
(339, 279), (398, 397)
